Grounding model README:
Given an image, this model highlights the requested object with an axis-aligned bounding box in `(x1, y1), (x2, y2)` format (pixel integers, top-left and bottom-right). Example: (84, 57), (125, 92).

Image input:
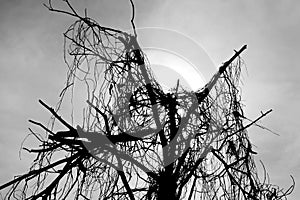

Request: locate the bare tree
(0, 0), (294, 199)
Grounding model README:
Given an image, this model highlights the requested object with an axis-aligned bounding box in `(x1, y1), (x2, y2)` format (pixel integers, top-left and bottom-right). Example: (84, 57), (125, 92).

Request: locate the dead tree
(0, 0), (294, 199)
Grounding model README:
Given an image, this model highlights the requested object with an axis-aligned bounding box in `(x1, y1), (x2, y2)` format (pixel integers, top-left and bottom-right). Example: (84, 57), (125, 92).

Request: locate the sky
(0, 0), (299, 198)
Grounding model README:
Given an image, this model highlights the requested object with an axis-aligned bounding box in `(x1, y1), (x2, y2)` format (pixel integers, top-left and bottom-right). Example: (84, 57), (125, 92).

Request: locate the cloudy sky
(0, 0), (299, 198)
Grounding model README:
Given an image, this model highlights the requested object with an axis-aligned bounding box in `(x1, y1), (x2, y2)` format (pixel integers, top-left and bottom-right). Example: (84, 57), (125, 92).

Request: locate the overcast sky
(0, 0), (299, 198)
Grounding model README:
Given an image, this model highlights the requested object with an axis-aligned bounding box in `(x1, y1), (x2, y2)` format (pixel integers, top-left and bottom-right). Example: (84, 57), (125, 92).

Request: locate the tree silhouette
(0, 0), (294, 199)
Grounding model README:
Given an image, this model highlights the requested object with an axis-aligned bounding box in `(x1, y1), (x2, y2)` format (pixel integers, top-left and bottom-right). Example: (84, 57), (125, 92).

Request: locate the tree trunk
(157, 165), (178, 200)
